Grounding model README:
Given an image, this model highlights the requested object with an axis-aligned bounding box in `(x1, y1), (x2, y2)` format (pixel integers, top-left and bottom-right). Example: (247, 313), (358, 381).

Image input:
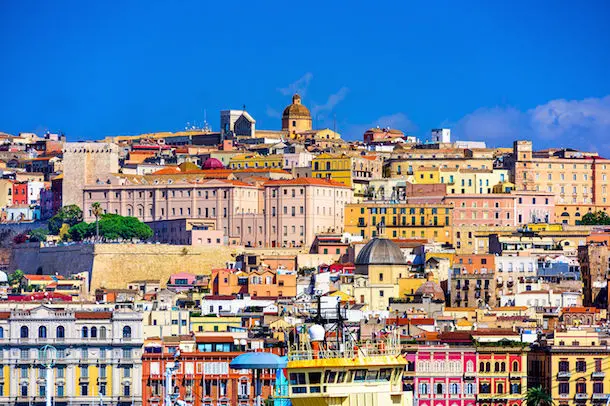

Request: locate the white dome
(308, 324), (325, 341)
(0, 271), (7, 284)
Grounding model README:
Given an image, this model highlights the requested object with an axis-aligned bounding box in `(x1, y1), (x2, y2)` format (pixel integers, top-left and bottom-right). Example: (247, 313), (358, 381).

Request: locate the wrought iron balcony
(557, 371), (571, 379)
(592, 371), (606, 379)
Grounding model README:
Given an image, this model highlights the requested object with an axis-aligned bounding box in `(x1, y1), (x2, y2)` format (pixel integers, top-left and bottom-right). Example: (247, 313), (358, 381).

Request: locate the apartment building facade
(0, 305), (143, 406)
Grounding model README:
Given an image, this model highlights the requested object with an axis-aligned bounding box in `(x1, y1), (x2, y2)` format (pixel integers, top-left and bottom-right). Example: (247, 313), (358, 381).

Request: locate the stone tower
(62, 142), (119, 208)
(281, 94), (312, 135)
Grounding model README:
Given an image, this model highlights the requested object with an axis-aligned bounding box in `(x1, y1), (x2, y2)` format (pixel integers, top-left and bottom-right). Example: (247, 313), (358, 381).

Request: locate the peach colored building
(510, 140), (610, 206)
(83, 176), (351, 248)
(209, 268), (297, 298)
(445, 194), (517, 227)
(262, 178), (352, 248)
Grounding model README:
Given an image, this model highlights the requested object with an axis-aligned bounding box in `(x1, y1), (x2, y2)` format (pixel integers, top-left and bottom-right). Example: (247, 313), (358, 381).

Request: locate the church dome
(202, 158), (224, 170)
(282, 94), (311, 118)
(178, 161), (200, 172)
(416, 280), (445, 302)
(355, 238), (406, 266)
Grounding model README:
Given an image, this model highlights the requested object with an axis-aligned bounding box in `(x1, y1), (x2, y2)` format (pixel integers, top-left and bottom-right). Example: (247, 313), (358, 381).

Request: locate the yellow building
(312, 153), (352, 186)
(228, 153), (283, 169)
(555, 204), (610, 225)
(0, 305), (143, 404)
(344, 202), (453, 244)
(385, 147), (495, 178)
(0, 179), (13, 208)
(312, 153), (382, 198)
(412, 167), (440, 184)
(190, 315), (242, 333)
(398, 277), (428, 299)
(529, 329), (610, 405)
(440, 168), (510, 194)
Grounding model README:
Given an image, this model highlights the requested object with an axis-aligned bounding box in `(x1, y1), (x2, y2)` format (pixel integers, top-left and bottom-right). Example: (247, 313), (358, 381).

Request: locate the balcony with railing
(557, 371), (571, 379)
(592, 371), (606, 380)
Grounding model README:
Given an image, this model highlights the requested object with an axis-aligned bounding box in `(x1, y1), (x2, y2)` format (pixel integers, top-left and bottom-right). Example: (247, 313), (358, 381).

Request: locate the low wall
(10, 243), (239, 291)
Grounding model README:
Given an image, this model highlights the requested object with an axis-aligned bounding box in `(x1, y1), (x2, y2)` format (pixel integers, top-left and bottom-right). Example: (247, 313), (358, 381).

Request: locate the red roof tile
(263, 177), (350, 188)
(74, 311), (112, 319)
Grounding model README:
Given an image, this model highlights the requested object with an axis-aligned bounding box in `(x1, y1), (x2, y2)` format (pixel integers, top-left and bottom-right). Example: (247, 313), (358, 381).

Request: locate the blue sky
(1, 1), (610, 153)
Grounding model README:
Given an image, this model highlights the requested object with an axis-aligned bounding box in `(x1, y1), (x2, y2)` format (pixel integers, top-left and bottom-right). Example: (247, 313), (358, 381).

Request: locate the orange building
(453, 254), (495, 274)
(474, 332), (528, 405)
(210, 268), (297, 298)
(141, 334), (282, 406)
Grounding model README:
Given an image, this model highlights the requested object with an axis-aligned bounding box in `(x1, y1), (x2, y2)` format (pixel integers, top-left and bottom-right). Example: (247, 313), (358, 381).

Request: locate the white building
(501, 289), (581, 308)
(431, 128), (451, 143)
(0, 304), (143, 405)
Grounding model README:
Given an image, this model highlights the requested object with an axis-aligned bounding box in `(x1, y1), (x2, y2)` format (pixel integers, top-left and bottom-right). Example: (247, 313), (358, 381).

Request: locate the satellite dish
(308, 324), (325, 341)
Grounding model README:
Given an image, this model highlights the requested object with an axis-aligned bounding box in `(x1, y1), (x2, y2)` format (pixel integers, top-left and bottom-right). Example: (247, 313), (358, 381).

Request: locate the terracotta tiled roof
(74, 311), (112, 319)
(0, 312), (10, 319)
(152, 167), (181, 175)
(263, 177), (350, 188)
(24, 275), (64, 281)
(562, 306), (600, 313)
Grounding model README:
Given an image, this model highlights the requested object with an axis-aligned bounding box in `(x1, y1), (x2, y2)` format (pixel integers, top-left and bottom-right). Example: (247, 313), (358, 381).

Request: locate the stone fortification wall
(10, 243), (237, 291)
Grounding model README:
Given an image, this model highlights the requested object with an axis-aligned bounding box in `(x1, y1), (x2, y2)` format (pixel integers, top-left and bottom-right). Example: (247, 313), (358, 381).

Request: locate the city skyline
(1, 1), (610, 153)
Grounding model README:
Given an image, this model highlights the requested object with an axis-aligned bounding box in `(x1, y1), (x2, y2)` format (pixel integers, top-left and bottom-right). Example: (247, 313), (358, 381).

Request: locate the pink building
(513, 191), (555, 224)
(445, 191), (555, 227)
(445, 194), (517, 227)
(262, 178), (352, 248)
(412, 333), (477, 406)
(83, 176), (352, 248)
(167, 272), (197, 292)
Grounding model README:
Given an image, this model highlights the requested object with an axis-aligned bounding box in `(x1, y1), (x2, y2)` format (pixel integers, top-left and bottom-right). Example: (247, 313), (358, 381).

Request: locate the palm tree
(525, 386), (554, 406)
(91, 202), (103, 240)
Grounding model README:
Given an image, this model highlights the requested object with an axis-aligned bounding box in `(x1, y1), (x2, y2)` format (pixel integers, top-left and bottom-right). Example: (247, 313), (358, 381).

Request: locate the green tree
(525, 386), (554, 406)
(91, 202), (103, 239)
(69, 214), (153, 241)
(8, 269), (24, 287)
(69, 222), (93, 241)
(48, 205), (83, 234)
(581, 210), (610, 225)
(28, 228), (48, 242)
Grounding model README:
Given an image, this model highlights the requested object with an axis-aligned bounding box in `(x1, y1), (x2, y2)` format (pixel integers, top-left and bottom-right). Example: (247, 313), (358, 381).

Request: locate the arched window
(82, 327), (88, 338)
(494, 362), (500, 372)
(436, 383), (444, 394)
(100, 327), (107, 339)
(512, 361), (519, 372)
(486, 362), (491, 372)
(123, 326), (132, 339)
(479, 362), (484, 372)
(501, 362), (506, 372)
(466, 360), (474, 373)
(39, 326), (47, 338)
(56, 326), (65, 339)
(20, 326), (29, 338)
(91, 327), (97, 338)
(497, 383), (504, 394)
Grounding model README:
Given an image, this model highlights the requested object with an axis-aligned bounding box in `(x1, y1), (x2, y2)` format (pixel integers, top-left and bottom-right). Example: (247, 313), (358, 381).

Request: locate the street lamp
(40, 345), (57, 406)
(164, 351), (181, 406)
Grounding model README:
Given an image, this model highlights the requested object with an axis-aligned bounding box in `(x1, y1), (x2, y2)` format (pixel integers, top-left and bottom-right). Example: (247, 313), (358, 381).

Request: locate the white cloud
(344, 112), (417, 140)
(278, 73), (313, 97)
(266, 106), (281, 119)
(452, 95), (610, 154)
(311, 87), (349, 117)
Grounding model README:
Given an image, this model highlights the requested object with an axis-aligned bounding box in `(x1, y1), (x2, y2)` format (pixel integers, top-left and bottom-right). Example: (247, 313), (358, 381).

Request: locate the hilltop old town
(2, 94), (610, 406)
